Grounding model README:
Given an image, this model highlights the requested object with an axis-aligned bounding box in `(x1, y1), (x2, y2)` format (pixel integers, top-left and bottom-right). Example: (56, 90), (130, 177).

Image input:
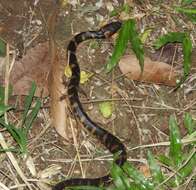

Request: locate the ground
(0, 0), (195, 190)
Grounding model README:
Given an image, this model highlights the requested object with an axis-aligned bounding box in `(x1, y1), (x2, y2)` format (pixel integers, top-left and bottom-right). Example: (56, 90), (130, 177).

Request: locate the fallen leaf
(64, 65), (93, 84)
(10, 42), (50, 97)
(38, 164), (62, 179)
(139, 164), (151, 177)
(80, 71), (93, 84)
(119, 53), (178, 86)
(99, 101), (113, 118)
(25, 155), (36, 177)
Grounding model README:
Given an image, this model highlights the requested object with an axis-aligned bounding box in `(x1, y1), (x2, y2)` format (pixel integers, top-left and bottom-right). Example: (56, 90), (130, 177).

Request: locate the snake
(52, 21), (127, 190)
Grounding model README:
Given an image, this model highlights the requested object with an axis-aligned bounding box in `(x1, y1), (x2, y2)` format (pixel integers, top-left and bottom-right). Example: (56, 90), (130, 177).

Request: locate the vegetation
(0, 0), (195, 190)
(70, 114), (195, 190)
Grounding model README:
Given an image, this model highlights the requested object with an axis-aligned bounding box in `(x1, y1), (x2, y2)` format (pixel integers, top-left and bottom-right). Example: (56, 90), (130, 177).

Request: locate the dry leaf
(38, 164), (61, 179)
(139, 165), (151, 177)
(10, 42), (50, 97)
(25, 155), (36, 177)
(119, 53), (178, 86)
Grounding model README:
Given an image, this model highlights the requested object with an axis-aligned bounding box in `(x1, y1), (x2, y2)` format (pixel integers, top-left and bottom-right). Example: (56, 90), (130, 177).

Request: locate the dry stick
(184, 169), (196, 190)
(0, 44), (33, 190)
(47, 137), (195, 164)
(128, 137), (196, 151)
(28, 121), (51, 147)
(47, 157), (147, 165)
(0, 182), (10, 190)
(69, 117), (85, 177)
(82, 97), (142, 104)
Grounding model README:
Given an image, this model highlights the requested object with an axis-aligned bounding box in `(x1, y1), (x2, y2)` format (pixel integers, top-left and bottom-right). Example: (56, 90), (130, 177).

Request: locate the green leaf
(24, 99), (41, 132)
(185, 13), (196, 23)
(111, 164), (131, 190)
(175, 7), (196, 14)
(106, 19), (144, 73)
(106, 20), (130, 72)
(182, 0), (193, 5)
(22, 82), (36, 127)
(169, 116), (182, 167)
(128, 19), (144, 72)
(0, 104), (12, 116)
(0, 38), (6, 57)
(109, 9), (119, 17)
(179, 151), (196, 178)
(99, 102), (113, 118)
(147, 151), (164, 185)
(157, 155), (173, 167)
(0, 85), (13, 104)
(154, 32), (192, 85)
(182, 34), (192, 77)
(140, 29), (152, 44)
(154, 32), (186, 49)
(121, 3), (131, 14)
(123, 162), (155, 190)
(184, 113), (195, 134)
(0, 119), (27, 153)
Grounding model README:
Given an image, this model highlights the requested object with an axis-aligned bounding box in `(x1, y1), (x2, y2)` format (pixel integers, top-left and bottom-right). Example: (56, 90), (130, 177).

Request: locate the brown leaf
(119, 53), (178, 86)
(148, 43), (181, 64)
(10, 42), (50, 97)
(139, 165), (151, 177)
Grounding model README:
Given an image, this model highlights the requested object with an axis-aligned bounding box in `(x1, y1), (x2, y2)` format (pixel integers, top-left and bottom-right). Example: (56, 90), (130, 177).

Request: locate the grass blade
(154, 32), (192, 85)
(0, 38), (6, 57)
(182, 0), (193, 5)
(0, 104), (12, 116)
(169, 116), (182, 167)
(175, 7), (196, 14)
(182, 34), (192, 77)
(157, 155), (173, 167)
(0, 85), (12, 104)
(105, 20), (130, 72)
(0, 119), (27, 153)
(128, 19), (144, 72)
(184, 113), (195, 134)
(111, 163), (131, 190)
(147, 151), (164, 185)
(154, 32), (186, 49)
(122, 162), (154, 190)
(22, 82), (36, 126)
(179, 149), (196, 178)
(24, 99), (41, 132)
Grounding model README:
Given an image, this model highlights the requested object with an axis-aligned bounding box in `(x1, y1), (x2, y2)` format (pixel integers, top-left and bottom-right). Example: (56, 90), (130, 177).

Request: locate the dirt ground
(0, 0), (195, 190)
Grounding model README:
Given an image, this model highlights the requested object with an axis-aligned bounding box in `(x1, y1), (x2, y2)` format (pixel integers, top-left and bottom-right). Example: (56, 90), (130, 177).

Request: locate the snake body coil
(53, 21), (127, 190)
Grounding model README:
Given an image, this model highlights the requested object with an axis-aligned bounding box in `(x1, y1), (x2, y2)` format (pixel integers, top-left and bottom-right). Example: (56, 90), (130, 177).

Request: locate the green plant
(0, 82), (41, 154)
(0, 38), (6, 57)
(70, 114), (195, 190)
(154, 32), (192, 86)
(106, 19), (144, 73)
(175, 0), (196, 23)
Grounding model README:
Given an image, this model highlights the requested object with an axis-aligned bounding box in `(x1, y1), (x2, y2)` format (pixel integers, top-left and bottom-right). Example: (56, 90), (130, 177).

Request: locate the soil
(0, 0), (195, 190)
